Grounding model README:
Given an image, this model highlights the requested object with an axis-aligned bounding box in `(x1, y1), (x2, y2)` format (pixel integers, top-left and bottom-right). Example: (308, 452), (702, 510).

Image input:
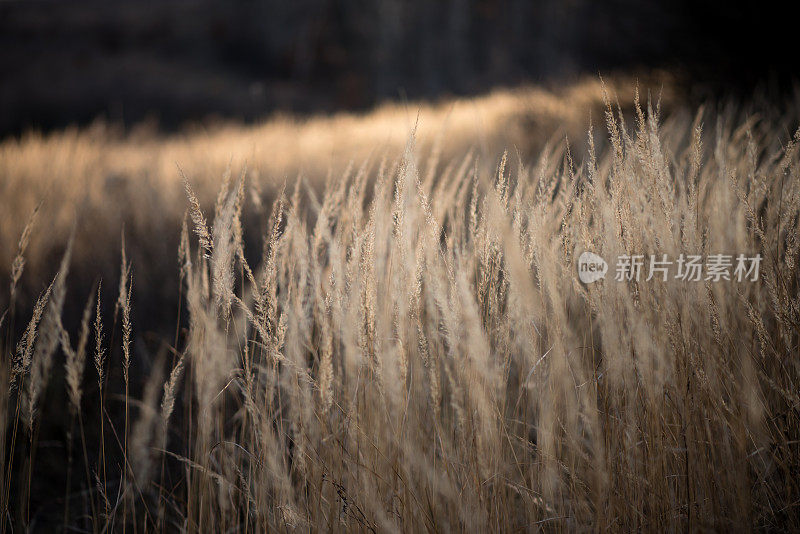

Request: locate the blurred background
(0, 4), (797, 525)
(1, 0), (796, 138)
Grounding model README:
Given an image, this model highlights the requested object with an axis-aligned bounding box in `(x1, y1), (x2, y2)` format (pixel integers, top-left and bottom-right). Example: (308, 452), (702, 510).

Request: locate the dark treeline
(0, 0), (795, 136)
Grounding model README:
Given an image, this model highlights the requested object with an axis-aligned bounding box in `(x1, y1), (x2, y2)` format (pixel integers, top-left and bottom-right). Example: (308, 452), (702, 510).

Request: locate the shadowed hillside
(1, 0), (794, 136)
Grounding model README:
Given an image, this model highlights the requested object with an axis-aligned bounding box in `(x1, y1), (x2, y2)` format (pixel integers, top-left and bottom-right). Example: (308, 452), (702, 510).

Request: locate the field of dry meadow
(1, 74), (800, 531)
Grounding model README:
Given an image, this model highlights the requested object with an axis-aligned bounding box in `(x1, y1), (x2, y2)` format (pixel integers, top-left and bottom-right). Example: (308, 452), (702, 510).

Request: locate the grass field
(1, 76), (799, 531)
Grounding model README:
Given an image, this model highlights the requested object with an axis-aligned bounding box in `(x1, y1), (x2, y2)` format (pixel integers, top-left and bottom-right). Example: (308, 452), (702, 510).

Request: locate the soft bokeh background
(1, 0), (795, 136)
(1, 2), (798, 529)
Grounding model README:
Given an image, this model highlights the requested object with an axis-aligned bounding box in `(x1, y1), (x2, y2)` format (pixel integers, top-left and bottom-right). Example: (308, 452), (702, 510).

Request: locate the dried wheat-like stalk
(9, 201), (42, 303)
(62, 289), (95, 412)
(11, 282), (53, 390)
(121, 275), (133, 385)
(181, 170), (213, 257)
(24, 236), (72, 431)
(160, 351), (186, 427)
(94, 282), (105, 388)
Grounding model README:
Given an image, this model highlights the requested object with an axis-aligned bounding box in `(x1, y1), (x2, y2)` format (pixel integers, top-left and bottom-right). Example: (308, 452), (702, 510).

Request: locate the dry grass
(2, 77), (800, 531)
(0, 75), (672, 298)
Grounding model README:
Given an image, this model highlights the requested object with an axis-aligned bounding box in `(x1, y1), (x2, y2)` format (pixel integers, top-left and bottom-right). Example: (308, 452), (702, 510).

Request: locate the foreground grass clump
(2, 92), (800, 531)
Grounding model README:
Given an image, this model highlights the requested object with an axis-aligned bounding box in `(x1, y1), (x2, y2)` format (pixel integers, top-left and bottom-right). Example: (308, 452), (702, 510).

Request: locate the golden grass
(2, 77), (800, 531)
(0, 75), (672, 287)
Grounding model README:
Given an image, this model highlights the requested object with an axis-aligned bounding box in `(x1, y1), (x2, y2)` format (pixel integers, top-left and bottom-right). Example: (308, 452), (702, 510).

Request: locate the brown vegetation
(1, 79), (799, 531)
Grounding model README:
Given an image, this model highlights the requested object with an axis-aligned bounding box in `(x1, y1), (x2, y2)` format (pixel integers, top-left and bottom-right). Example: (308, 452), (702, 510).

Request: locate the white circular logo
(577, 251), (607, 283)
